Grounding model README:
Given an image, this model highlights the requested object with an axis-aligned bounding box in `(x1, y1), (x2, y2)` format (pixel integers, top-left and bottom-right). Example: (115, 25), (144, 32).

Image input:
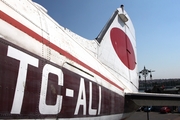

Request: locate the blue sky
(33, 0), (180, 79)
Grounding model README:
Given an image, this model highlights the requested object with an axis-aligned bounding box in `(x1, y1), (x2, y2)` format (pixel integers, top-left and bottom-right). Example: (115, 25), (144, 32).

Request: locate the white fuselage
(0, 0), (138, 119)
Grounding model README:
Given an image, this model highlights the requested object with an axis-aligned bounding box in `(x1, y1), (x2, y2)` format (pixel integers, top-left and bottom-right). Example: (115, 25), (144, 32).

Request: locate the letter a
(74, 78), (86, 115)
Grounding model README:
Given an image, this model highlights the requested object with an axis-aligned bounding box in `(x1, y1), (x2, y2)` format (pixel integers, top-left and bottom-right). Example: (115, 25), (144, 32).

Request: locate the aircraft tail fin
(96, 9), (119, 43)
(96, 5), (138, 92)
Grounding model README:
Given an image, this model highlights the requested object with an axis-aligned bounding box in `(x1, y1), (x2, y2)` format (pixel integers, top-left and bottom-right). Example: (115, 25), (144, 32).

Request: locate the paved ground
(126, 111), (180, 120)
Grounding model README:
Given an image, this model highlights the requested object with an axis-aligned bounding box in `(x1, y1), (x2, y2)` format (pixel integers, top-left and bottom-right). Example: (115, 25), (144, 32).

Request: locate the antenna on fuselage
(119, 5), (128, 22)
(120, 5), (124, 13)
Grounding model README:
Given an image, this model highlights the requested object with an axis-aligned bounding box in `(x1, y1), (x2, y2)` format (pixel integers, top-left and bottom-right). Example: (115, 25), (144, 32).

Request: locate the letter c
(39, 64), (63, 114)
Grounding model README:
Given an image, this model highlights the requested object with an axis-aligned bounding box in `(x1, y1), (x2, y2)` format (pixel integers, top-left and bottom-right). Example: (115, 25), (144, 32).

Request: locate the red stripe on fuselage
(0, 10), (124, 91)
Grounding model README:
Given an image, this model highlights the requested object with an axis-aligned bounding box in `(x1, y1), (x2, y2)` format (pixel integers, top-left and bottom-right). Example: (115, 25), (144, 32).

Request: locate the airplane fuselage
(0, 1), (138, 119)
(0, 42), (124, 118)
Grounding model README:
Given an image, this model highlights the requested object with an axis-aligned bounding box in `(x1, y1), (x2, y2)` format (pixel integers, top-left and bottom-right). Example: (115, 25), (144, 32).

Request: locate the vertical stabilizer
(96, 5), (138, 91)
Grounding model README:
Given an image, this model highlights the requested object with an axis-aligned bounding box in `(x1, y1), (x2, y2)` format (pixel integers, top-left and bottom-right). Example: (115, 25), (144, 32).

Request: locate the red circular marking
(110, 27), (136, 70)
